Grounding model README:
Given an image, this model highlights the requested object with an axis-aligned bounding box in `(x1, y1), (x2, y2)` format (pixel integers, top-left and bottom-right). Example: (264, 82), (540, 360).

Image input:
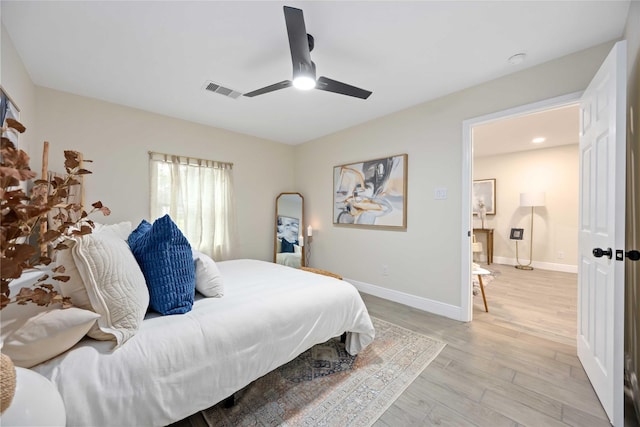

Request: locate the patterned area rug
(200, 317), (445, 427)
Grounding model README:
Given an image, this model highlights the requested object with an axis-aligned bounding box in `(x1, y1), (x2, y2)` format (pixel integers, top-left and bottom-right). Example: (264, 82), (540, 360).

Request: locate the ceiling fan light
(292, 76), (316, 90)
(293, 76), (316, 90)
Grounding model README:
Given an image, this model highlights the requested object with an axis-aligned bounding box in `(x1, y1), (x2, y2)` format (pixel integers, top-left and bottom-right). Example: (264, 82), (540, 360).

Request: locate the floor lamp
(515, 192), (545, 270)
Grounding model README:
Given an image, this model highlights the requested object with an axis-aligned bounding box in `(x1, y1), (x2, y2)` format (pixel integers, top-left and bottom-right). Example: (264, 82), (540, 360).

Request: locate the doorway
(460, 92), (582, 322)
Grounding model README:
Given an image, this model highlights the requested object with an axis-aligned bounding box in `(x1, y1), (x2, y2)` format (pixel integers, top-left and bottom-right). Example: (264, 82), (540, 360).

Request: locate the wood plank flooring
(176, 264), (621, 427)
(367, 263), (609, 426)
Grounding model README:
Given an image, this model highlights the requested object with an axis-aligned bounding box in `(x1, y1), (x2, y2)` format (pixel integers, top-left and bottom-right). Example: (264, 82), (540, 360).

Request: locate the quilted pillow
(192, 250), (224, 298)
(128, 215), (196, 315)
(71, 231), (150, 346)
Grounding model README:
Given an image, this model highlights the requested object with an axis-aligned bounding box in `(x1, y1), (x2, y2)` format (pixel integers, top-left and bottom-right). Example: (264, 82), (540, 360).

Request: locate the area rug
(200, 317), (445, 427)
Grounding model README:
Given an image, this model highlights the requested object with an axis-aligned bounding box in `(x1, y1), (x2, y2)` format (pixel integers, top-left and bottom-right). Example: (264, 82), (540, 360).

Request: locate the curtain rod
(148, 150), (233, 167)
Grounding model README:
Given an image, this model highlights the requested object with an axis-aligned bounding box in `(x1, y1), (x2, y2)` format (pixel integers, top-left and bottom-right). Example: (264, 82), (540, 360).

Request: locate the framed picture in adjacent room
(473, 178), (496, 215)
(510, 228), (524, 240)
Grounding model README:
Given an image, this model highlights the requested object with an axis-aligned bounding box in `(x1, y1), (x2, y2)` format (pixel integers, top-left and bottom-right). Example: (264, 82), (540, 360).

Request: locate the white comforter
(32, 259), (375, 427)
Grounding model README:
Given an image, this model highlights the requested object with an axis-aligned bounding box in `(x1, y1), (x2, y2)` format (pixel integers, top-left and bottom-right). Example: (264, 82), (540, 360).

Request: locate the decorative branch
(0, 118), (110, 309)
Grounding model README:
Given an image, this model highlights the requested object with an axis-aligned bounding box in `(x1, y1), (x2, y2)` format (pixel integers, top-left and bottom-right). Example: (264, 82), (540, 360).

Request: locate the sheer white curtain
(149, 152), (237, 260)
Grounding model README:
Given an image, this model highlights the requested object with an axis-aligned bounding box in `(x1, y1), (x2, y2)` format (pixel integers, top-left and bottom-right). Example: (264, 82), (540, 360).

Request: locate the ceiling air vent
(203, 81), (242, 99)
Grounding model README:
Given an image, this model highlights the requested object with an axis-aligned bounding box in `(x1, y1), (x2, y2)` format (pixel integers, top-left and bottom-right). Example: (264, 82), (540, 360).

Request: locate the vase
(0, 353), (16, 413)
(0, 365), (66, 426)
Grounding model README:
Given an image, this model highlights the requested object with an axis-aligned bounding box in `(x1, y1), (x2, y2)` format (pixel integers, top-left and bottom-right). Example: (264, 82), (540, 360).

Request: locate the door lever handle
(593, 248), (613, 259)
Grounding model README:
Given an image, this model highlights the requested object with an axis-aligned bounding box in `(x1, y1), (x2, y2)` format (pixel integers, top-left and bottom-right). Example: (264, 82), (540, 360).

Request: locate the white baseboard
(346, 278), (465, 322)
(492, 256), (578, 274)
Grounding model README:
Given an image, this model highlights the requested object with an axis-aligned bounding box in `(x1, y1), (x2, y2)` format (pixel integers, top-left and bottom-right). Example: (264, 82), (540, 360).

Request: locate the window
(149, 152), (236, 260)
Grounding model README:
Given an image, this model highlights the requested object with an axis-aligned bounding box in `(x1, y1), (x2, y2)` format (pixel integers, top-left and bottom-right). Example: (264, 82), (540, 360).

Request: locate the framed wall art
(473, 178), (496, 216)
(333, 153), (407, 230)
(1, 86), (21, 148)
(510, 228), (524, 240)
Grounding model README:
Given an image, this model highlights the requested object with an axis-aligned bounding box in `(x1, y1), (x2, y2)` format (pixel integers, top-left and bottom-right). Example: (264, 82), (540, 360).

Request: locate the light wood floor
(177, 264), (618, 427)
(369, 263), (610, 426)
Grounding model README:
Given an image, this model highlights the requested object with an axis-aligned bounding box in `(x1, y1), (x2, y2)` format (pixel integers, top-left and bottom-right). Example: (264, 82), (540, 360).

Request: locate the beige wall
(1, 25), (37, 155)
(296, 41), (615, 310)
(474, 144), (579, 271)
(33, 88), (294, 261)
(1, 24), (296, 262)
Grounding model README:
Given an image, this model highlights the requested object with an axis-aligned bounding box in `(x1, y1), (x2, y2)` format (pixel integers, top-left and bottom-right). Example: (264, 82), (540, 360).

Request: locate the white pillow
(2, 307), (100, 368)
(294, 244), (301, 254)
(1, 269), (58, 344)
(70, 231), (149, 346)
(92, 221), (132, 240)
(192, 250), (224, 298)
(55, 221), (133, 319)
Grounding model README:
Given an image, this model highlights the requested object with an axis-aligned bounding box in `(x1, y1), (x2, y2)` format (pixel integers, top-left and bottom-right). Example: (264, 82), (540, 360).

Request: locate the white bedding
(32, 259), (375, 427)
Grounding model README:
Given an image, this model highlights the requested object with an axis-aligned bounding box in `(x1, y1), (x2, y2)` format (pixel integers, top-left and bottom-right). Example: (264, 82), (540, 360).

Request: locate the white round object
(0, 367), (65, 426)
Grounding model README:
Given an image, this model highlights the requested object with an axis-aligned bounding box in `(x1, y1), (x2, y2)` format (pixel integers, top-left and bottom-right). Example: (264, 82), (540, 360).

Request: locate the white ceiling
(473, 104), (580, 158)
(1, 1), (630, 146)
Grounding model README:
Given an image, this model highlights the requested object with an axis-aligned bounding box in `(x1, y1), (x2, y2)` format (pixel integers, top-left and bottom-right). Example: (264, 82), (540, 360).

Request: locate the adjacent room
(1, 1), (639, 426)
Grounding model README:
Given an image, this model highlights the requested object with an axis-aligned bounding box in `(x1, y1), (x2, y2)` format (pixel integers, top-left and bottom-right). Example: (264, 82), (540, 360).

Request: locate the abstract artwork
(473, 178), (496, 216)
(333, 154), (407, 229)
(277, 215), (300, 244)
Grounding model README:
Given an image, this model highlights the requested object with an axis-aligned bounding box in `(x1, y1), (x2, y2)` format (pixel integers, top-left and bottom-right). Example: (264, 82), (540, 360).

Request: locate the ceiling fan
(243, 6), (372, 100)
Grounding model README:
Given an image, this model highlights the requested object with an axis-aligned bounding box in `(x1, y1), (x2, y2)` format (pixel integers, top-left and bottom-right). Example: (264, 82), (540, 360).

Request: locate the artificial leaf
(5, 118), (26, 133)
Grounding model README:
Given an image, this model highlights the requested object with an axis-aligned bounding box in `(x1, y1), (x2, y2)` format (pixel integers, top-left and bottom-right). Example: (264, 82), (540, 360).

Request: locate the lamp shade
(520, 192), (545, 207)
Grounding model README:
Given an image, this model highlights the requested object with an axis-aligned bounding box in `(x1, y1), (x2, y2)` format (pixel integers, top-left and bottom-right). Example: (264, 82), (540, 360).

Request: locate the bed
(30, 259), (375, 427)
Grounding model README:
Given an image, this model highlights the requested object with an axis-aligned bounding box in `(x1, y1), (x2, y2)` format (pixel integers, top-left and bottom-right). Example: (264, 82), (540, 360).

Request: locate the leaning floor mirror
(274, 192), (305, 268)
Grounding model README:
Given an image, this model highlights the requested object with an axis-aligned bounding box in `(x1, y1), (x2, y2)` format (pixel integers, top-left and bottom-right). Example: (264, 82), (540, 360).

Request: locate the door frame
(460, 91), (582, 322)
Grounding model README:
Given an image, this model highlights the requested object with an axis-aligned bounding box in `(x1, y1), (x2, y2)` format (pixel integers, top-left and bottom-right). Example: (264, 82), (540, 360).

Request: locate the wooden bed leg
(222, 394), (235, 408)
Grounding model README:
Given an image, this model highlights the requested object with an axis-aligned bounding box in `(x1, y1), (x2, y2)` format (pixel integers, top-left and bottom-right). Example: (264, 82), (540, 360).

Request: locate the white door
(577, 40), (627, 426)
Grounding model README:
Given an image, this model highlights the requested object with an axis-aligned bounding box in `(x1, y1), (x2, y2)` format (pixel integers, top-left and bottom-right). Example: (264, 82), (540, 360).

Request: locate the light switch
(434, 188), (448, 200)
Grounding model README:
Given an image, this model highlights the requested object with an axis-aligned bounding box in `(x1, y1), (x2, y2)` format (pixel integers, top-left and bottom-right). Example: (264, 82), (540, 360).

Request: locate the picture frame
(473, 178), (496, 216)
(510, 228), (524, 240)
(333, 154), (407, 230)
(1, 85), (21, 148)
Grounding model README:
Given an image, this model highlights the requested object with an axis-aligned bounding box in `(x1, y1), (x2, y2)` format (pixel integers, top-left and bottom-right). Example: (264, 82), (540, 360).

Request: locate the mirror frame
(274, 192), (305, 267)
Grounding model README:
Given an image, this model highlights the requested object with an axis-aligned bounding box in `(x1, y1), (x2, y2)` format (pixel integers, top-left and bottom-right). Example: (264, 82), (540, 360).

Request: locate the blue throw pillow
(127, 219), (152, 247)
(280, 239), (296, 253)
(128, 215), (196, 315)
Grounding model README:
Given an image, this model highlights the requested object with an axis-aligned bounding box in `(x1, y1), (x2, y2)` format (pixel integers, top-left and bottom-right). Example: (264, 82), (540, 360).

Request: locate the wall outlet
(558, 251), (565, 260)
(382, 264), (389, 276)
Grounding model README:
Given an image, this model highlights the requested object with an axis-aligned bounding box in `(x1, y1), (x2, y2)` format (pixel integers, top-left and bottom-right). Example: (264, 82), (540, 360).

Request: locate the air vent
(203, 81), (242, 99)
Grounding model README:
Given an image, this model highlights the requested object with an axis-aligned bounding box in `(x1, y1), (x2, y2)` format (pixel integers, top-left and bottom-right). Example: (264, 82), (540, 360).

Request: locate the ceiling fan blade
(316, 77), (372, 100)
(243, 80), (292, 97)
(283, 6), (314, 79)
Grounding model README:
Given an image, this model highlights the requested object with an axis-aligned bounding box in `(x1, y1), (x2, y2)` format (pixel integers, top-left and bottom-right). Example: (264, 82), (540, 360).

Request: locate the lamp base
(515, 265), (534, 270)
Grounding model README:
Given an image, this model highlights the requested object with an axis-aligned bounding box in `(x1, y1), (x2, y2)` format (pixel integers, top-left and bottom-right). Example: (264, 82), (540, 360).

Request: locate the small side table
(473, 266), (490, 312)
(473, 228), (494, 265)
